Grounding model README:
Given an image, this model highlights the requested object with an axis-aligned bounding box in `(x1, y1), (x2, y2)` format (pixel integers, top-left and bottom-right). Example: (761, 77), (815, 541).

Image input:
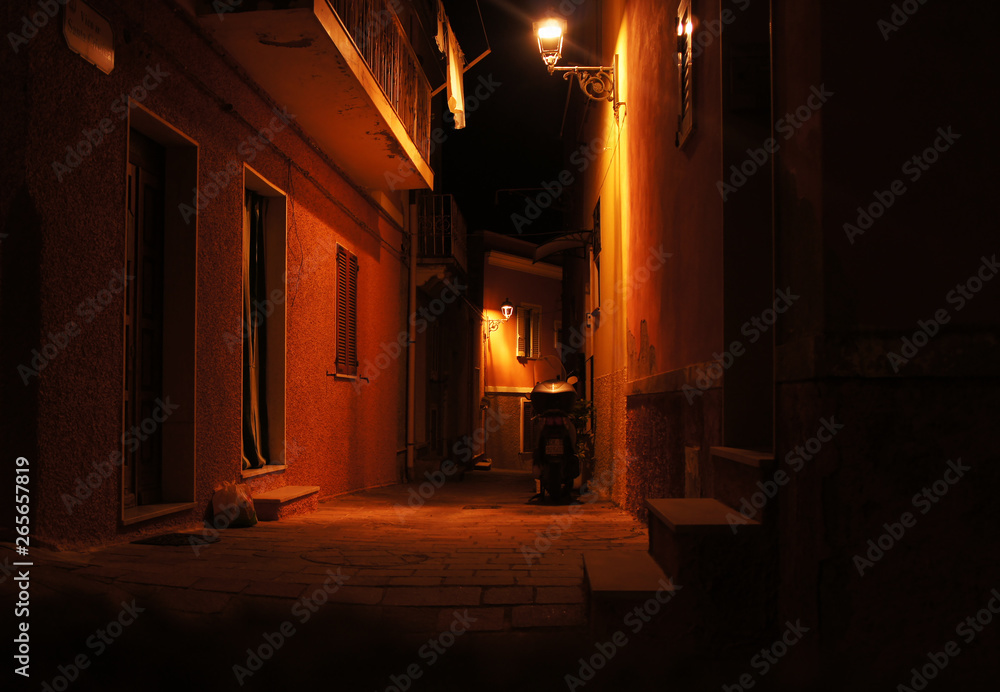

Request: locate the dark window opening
(125, 130), (165, 507)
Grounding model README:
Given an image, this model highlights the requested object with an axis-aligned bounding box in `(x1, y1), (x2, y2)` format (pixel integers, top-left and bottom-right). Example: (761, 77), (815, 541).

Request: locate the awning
(533, 230), (592, 263)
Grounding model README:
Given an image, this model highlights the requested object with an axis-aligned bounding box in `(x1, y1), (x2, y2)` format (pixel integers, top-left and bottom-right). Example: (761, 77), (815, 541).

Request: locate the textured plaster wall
(1, 0), (406, 548)
(483, 393), (528, 472)
(623, 387), (722, 520)
(591, 370), (625, 503)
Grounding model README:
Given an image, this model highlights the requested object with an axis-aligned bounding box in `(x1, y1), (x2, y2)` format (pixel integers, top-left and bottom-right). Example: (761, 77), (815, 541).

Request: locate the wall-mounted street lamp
(533, 17), (624, 120)
(484, 299), (515, 339)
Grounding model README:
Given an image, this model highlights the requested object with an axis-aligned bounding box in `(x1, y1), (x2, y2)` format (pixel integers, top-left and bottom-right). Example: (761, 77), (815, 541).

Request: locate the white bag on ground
(212, 481), (258, 528)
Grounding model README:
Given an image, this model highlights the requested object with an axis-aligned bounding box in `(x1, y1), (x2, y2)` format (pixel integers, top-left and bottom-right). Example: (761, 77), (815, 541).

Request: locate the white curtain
(242, 193), (269, 469)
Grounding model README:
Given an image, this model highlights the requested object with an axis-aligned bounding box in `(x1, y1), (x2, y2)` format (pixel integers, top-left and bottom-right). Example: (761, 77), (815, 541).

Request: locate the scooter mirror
(566, 376), (578, 385)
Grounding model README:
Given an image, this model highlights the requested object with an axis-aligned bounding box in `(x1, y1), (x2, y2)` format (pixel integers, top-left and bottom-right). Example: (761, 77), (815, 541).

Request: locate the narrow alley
(2, 0), (997, 690)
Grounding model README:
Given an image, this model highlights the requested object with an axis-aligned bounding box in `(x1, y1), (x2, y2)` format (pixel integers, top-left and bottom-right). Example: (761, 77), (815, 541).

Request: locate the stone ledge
(584, 550), (672, 598)
(252, 485), (319, 505)
(253, 485), (320, 521)
(645, 498), (759, 534)
(710, 446), (774, 469)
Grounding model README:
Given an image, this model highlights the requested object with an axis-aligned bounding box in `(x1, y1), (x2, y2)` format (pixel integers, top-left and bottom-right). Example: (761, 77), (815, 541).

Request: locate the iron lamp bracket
(549, 54), (624, 120)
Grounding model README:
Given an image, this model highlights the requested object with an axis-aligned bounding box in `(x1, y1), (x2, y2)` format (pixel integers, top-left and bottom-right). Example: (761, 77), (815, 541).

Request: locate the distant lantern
(484, 299), (516, 340)
(501, 299), (514, 321)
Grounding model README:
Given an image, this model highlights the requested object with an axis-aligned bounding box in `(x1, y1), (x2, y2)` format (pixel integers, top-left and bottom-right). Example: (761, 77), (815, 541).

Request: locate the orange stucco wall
(622, 0), (724, 379)
(1, 0), (407, 547)
(566, 0), (728, 508)
(482, 258), (562, 391)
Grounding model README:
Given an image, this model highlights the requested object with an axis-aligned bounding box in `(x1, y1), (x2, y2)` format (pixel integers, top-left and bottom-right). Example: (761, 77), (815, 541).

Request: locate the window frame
(516, 303), (543, 359)
(335, 244), (359, 378)
(676, 0), (695, 148)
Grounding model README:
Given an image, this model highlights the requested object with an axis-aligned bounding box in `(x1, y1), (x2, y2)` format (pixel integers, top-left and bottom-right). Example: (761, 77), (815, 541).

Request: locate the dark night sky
(437, 0), (593, 242)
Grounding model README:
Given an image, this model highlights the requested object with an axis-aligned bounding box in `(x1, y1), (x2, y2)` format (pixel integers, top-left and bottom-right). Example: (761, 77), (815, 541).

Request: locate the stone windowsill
(709, 446), (774, 468)
(241, 464), (287, 480)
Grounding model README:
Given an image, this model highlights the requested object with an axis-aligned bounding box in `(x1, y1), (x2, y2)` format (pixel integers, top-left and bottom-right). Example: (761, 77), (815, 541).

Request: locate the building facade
(557, 0), (997, 685)
(477, 232), (563, 471)
(1, 0), (459, 548)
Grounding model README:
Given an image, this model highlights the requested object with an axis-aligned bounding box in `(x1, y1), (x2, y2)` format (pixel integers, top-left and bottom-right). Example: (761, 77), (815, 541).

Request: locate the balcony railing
(418, 194), (467, 273)
(328, 0), (432, 164)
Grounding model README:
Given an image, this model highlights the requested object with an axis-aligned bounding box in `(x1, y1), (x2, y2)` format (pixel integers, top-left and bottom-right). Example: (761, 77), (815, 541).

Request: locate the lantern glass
(501, 300), (514, 320)
(533, 18), (567, 67)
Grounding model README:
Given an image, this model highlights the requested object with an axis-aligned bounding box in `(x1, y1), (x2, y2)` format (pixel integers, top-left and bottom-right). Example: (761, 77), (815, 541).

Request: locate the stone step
(708, 446), (777, 524)
(585, 549), (674, 598)
(646, 498), (766, 587)
(646, 497), (760, 533)
(646, 498), (760, 580)
(584, 550), (688, 640)
(645, 498), (775, 635)
(252, 485), (320, 521)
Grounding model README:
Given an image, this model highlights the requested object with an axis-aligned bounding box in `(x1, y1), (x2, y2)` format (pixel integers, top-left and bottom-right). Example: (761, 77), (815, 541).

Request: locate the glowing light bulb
(538, 23), (563, 40)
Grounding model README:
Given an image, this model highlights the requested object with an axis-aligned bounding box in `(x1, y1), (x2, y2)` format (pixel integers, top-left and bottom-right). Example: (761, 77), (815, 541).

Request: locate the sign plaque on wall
(63, 0), (114, 74)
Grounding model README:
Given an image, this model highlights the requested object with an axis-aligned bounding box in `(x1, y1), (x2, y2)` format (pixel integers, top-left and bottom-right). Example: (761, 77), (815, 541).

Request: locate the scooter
(529, 378), (580, 503)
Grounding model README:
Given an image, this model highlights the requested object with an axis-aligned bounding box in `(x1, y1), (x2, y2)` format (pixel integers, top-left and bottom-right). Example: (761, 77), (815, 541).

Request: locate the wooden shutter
(336, 245), (358, 376)
(347, 253), (359, 375)
(530, 310), (541, 358)
(676, 0), (694, 147)
(336, 246), (348, 372)
(516, 306), (526, 357)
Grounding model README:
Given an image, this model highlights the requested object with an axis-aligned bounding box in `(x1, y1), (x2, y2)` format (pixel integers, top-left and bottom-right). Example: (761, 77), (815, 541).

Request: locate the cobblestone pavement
(14, 471), (687, 692)
(36, 471), (646, 627)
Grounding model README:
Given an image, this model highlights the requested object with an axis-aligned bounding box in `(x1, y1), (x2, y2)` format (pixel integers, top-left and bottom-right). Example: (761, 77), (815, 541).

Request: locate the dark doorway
(125, 130), (166, 507)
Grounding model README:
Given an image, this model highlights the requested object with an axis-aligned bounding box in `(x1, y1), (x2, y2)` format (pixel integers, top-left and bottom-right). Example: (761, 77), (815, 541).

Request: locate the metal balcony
(328, 0), (431, 164)
(194, 0), (433, 190)
(417, 194), (467, 274)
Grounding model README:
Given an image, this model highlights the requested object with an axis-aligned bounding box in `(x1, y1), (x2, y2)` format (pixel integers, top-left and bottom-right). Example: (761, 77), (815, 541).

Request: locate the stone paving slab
(382, 586), (483, 607)
(191, 577), (252, 593)
(511, 604), (587, 628)
(325, 586), (385, 605)
(445, 607), (505, 631)
(483, 586), (534, 604)
(243, 580), (309, 599)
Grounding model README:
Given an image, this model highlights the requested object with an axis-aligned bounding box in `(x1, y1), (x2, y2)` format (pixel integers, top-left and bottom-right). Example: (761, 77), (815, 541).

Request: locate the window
(336, 245), (359, 377)
(592, 199), (602, 309)
(517, 305), (542, 359)
(676, 0), (694, 147)
(242, 166), (287, 472)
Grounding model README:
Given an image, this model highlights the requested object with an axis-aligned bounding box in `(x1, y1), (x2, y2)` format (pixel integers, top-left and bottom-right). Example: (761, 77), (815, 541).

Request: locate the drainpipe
(406, 194), (417, 483)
